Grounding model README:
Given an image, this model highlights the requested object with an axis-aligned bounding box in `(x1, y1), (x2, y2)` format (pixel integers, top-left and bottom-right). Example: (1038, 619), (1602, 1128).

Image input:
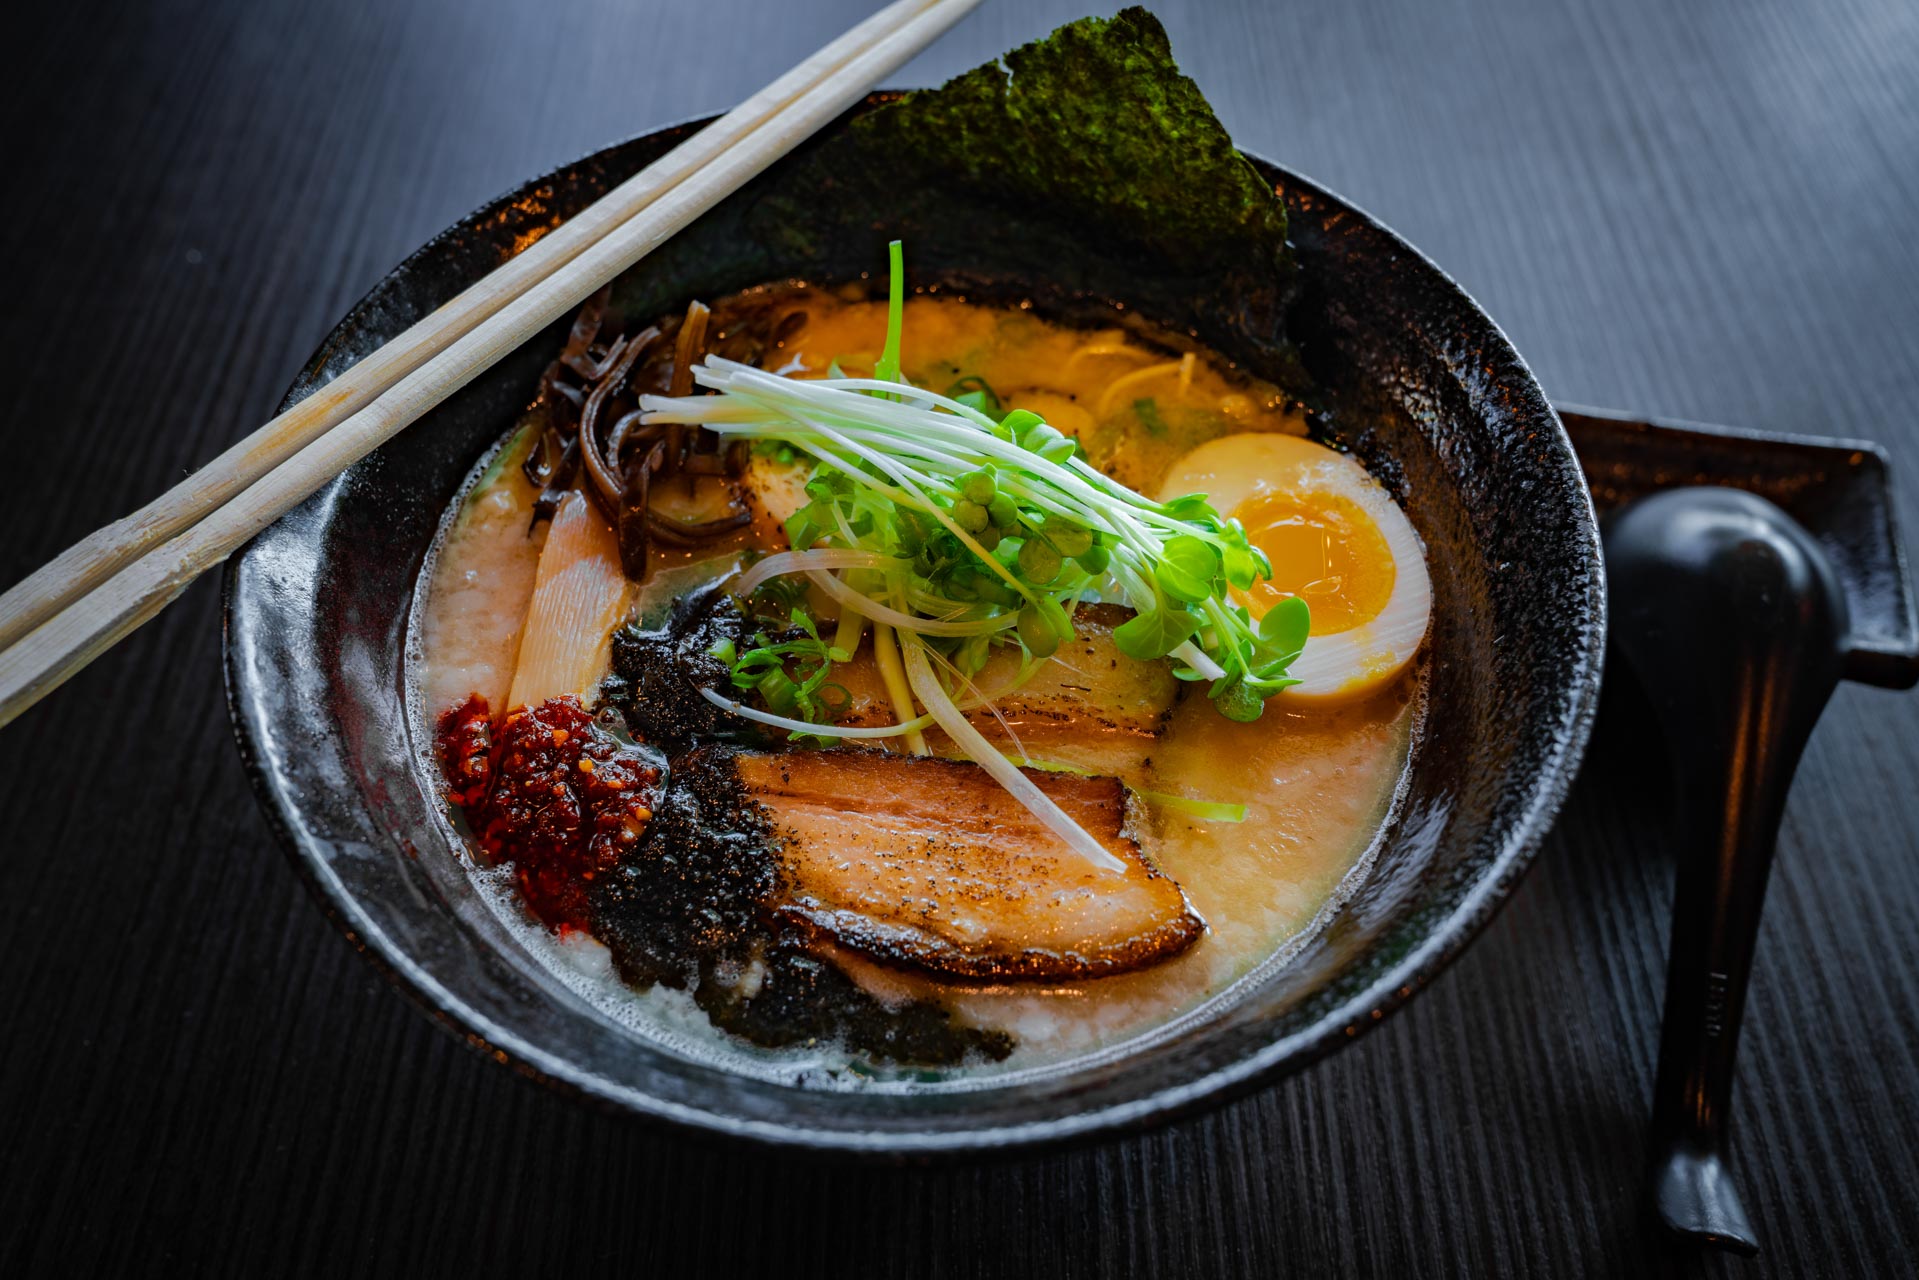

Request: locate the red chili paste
(434, 694), (661, 931)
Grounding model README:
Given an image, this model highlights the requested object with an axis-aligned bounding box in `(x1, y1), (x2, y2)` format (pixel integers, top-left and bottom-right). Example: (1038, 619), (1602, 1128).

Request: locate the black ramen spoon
(1604, 487), (1852, 1255)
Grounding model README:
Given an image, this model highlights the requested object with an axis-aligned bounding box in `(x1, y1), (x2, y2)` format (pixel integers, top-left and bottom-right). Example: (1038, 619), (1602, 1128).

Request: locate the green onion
(698, 686), (933, 740)
(874, 238), (905, 386)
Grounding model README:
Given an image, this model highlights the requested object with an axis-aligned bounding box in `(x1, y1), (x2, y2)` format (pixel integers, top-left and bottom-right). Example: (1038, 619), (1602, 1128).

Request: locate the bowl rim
(223, 104), (1606, 1157)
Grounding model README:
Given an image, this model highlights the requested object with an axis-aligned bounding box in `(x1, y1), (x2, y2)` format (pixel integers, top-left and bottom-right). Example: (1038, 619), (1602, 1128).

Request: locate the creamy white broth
(410, 290), (1422, 1080)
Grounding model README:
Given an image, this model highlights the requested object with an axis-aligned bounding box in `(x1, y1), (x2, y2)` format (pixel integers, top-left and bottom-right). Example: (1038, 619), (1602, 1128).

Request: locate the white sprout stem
(805, 570), (1013, 637)
(731, 548), (903, 598)
(698, 687), (933, 740)
(901, 585), (1013, 620)
(1170, 640), (1228, 681)
(898, 632), (1124, 873)
(927, 643), (1029, 763)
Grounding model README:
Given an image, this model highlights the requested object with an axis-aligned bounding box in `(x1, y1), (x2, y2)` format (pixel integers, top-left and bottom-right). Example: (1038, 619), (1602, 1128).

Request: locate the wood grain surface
(3, 1), (1917, 1275)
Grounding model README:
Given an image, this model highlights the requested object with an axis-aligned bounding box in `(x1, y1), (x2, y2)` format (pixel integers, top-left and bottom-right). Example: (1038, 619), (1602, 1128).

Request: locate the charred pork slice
(722, 747), (1205, 981)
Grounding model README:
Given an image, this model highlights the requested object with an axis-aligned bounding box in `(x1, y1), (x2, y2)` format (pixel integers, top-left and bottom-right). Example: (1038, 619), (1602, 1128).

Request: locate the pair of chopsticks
(0, 0), (981, 730)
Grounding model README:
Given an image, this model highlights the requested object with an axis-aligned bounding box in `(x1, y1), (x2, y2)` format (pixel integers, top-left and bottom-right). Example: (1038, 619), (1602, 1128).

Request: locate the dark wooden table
(5, 1), (1917, 1275)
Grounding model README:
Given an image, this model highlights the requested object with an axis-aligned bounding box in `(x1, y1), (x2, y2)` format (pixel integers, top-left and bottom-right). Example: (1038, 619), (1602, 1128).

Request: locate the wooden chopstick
(0, 0), (960, 656)
(0, 0), (981, 728)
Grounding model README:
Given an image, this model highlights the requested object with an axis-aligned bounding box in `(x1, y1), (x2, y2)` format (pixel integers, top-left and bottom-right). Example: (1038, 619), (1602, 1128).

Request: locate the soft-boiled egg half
(1158, 433), (1431, 701)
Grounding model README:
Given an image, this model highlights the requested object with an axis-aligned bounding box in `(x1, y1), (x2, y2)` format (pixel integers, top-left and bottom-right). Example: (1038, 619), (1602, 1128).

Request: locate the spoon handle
(1604, 487), (1851, 1255)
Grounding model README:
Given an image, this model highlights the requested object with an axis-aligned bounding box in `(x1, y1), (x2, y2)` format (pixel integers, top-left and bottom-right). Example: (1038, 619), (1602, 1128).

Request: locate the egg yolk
(1232, 490), (1395, 635)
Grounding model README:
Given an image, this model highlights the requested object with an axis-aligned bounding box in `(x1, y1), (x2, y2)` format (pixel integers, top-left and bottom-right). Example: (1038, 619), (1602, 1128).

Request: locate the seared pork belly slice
(835, 603), (1179, 774)
(725, 747), (1204, 981)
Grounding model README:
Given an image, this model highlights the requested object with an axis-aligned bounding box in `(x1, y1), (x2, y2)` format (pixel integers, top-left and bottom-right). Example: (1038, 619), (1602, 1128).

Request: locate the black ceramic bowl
(225, 98), (1604, 1156)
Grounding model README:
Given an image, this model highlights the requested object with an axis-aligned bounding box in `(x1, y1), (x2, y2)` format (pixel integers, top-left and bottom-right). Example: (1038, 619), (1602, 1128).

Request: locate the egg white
(1158, 433), (1431, 702)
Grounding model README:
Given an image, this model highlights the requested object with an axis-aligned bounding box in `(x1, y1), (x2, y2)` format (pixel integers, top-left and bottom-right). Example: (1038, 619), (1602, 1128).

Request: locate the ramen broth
(413, 285), (1421, 1078)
